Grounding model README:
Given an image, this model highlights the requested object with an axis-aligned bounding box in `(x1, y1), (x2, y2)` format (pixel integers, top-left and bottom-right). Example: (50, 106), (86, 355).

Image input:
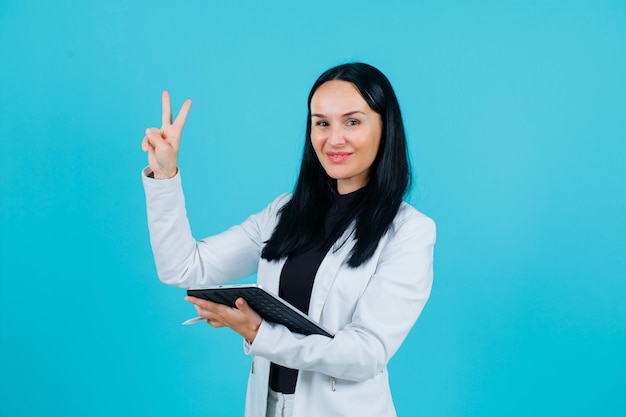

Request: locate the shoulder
(249, 193), (292, 225)
(388, 202), (436, 245)
(265, 193), (292, 214)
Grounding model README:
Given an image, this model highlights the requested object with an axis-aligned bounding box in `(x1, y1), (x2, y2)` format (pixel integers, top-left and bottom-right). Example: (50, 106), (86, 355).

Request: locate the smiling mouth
(327, 152), (352, 163)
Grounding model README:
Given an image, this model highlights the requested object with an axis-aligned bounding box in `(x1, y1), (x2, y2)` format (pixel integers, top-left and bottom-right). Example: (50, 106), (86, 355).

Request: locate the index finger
(173, 99), (192, 130)
(162, 90), (172, 127)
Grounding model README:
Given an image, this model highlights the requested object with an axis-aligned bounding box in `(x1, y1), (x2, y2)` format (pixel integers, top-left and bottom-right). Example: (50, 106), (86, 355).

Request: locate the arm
(141, 90), (287, 288)
(143, 172), (288, 288)
(246, 212), (436, 382)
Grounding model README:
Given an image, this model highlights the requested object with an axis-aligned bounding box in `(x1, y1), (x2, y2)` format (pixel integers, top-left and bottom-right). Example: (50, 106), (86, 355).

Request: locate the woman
(142, 63), (435, 417)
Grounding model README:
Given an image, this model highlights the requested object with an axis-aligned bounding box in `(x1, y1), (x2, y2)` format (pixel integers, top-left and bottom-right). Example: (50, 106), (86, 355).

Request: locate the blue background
(1, 1), (625, 416)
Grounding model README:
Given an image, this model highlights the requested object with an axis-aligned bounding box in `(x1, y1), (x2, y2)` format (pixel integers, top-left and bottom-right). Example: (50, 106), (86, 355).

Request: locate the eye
(347, 119), (360, 126)
(315, 120), (329, 127)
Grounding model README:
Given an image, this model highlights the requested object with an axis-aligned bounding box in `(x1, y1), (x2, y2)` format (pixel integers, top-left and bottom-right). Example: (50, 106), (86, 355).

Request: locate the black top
(269, 187), (365, 394)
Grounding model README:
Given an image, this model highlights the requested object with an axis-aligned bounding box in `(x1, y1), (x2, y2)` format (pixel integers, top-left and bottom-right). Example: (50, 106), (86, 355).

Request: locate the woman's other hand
(184, 296), (263, 343)
(142, 90), (192, 179)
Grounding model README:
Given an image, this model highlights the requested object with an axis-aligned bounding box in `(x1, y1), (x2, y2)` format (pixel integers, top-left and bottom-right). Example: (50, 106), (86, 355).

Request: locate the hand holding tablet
(185, 284), (334, 338)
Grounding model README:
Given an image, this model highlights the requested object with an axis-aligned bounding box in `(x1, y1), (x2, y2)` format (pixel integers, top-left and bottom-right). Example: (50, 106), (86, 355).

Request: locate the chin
(323, 167), (349, 179)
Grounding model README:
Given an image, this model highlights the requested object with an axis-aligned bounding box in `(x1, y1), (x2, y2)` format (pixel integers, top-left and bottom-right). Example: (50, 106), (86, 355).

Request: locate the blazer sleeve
(245, 209), (436, 382)
(142, 168), (288, 288)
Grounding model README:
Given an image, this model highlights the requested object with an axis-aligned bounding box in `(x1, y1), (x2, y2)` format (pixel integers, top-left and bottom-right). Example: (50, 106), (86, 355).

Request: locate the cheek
(310, 134), (324, 154)
(364, 132), (381, 161)
(371, 139), (381, 159)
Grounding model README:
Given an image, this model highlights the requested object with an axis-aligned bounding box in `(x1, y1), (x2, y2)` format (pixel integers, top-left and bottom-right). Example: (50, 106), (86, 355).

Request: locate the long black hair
(261, 63), (411, 267)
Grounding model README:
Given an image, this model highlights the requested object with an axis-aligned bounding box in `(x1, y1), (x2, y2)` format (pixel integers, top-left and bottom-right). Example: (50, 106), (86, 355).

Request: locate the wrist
(153, 168), (178, 180)
(245, 319), (262, 344)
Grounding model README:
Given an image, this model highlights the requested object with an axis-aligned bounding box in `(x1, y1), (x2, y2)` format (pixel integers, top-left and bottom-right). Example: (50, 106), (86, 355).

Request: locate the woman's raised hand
(142, 91), (192, 179)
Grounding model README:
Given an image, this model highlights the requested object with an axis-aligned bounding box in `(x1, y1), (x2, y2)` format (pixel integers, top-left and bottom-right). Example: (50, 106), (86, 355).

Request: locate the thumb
(145, 128), (162, 146)
(235, 297), (250, 311)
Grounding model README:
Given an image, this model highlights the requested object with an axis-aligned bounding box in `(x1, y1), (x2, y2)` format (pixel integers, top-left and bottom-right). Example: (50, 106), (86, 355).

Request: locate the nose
(327, 126), (346, 147)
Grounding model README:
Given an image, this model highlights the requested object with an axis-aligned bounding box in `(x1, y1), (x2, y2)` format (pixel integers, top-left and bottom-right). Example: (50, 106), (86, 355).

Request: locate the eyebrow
(311, 110), (366, 118)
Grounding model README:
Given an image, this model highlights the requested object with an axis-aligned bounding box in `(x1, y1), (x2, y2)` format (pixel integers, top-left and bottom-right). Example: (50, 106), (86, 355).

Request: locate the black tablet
(187, 284), (334, 338)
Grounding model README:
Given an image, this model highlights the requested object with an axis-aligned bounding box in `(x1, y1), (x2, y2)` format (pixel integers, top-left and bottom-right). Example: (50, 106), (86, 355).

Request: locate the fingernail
(145, 128), (151, 136)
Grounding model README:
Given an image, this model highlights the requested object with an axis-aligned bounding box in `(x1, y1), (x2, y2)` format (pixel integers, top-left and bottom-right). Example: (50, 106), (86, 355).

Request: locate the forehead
(310, 80), (370, 113)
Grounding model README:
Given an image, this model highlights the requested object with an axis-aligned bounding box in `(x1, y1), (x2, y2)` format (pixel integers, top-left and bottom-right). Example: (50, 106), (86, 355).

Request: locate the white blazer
(143, 170), (436, 417)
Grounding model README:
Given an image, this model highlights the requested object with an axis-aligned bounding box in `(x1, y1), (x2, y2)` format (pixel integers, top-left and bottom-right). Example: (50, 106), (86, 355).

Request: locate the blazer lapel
(308, 227), (356, 322)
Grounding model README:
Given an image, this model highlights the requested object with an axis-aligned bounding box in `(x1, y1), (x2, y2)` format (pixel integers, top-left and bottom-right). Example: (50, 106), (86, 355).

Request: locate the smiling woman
(310, 80), (382, 194)
(142, 62), (436, 417)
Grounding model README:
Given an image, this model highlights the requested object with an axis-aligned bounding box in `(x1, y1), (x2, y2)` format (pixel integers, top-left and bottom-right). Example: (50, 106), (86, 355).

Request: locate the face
(310, 80), (382, 195)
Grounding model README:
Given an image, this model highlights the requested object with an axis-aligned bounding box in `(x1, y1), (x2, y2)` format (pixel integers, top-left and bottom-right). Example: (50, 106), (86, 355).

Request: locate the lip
(326, 152), (352, 163)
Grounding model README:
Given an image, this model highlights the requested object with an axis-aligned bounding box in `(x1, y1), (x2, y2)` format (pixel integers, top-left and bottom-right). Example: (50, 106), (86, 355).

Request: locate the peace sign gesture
(142, 91), (192, 179)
